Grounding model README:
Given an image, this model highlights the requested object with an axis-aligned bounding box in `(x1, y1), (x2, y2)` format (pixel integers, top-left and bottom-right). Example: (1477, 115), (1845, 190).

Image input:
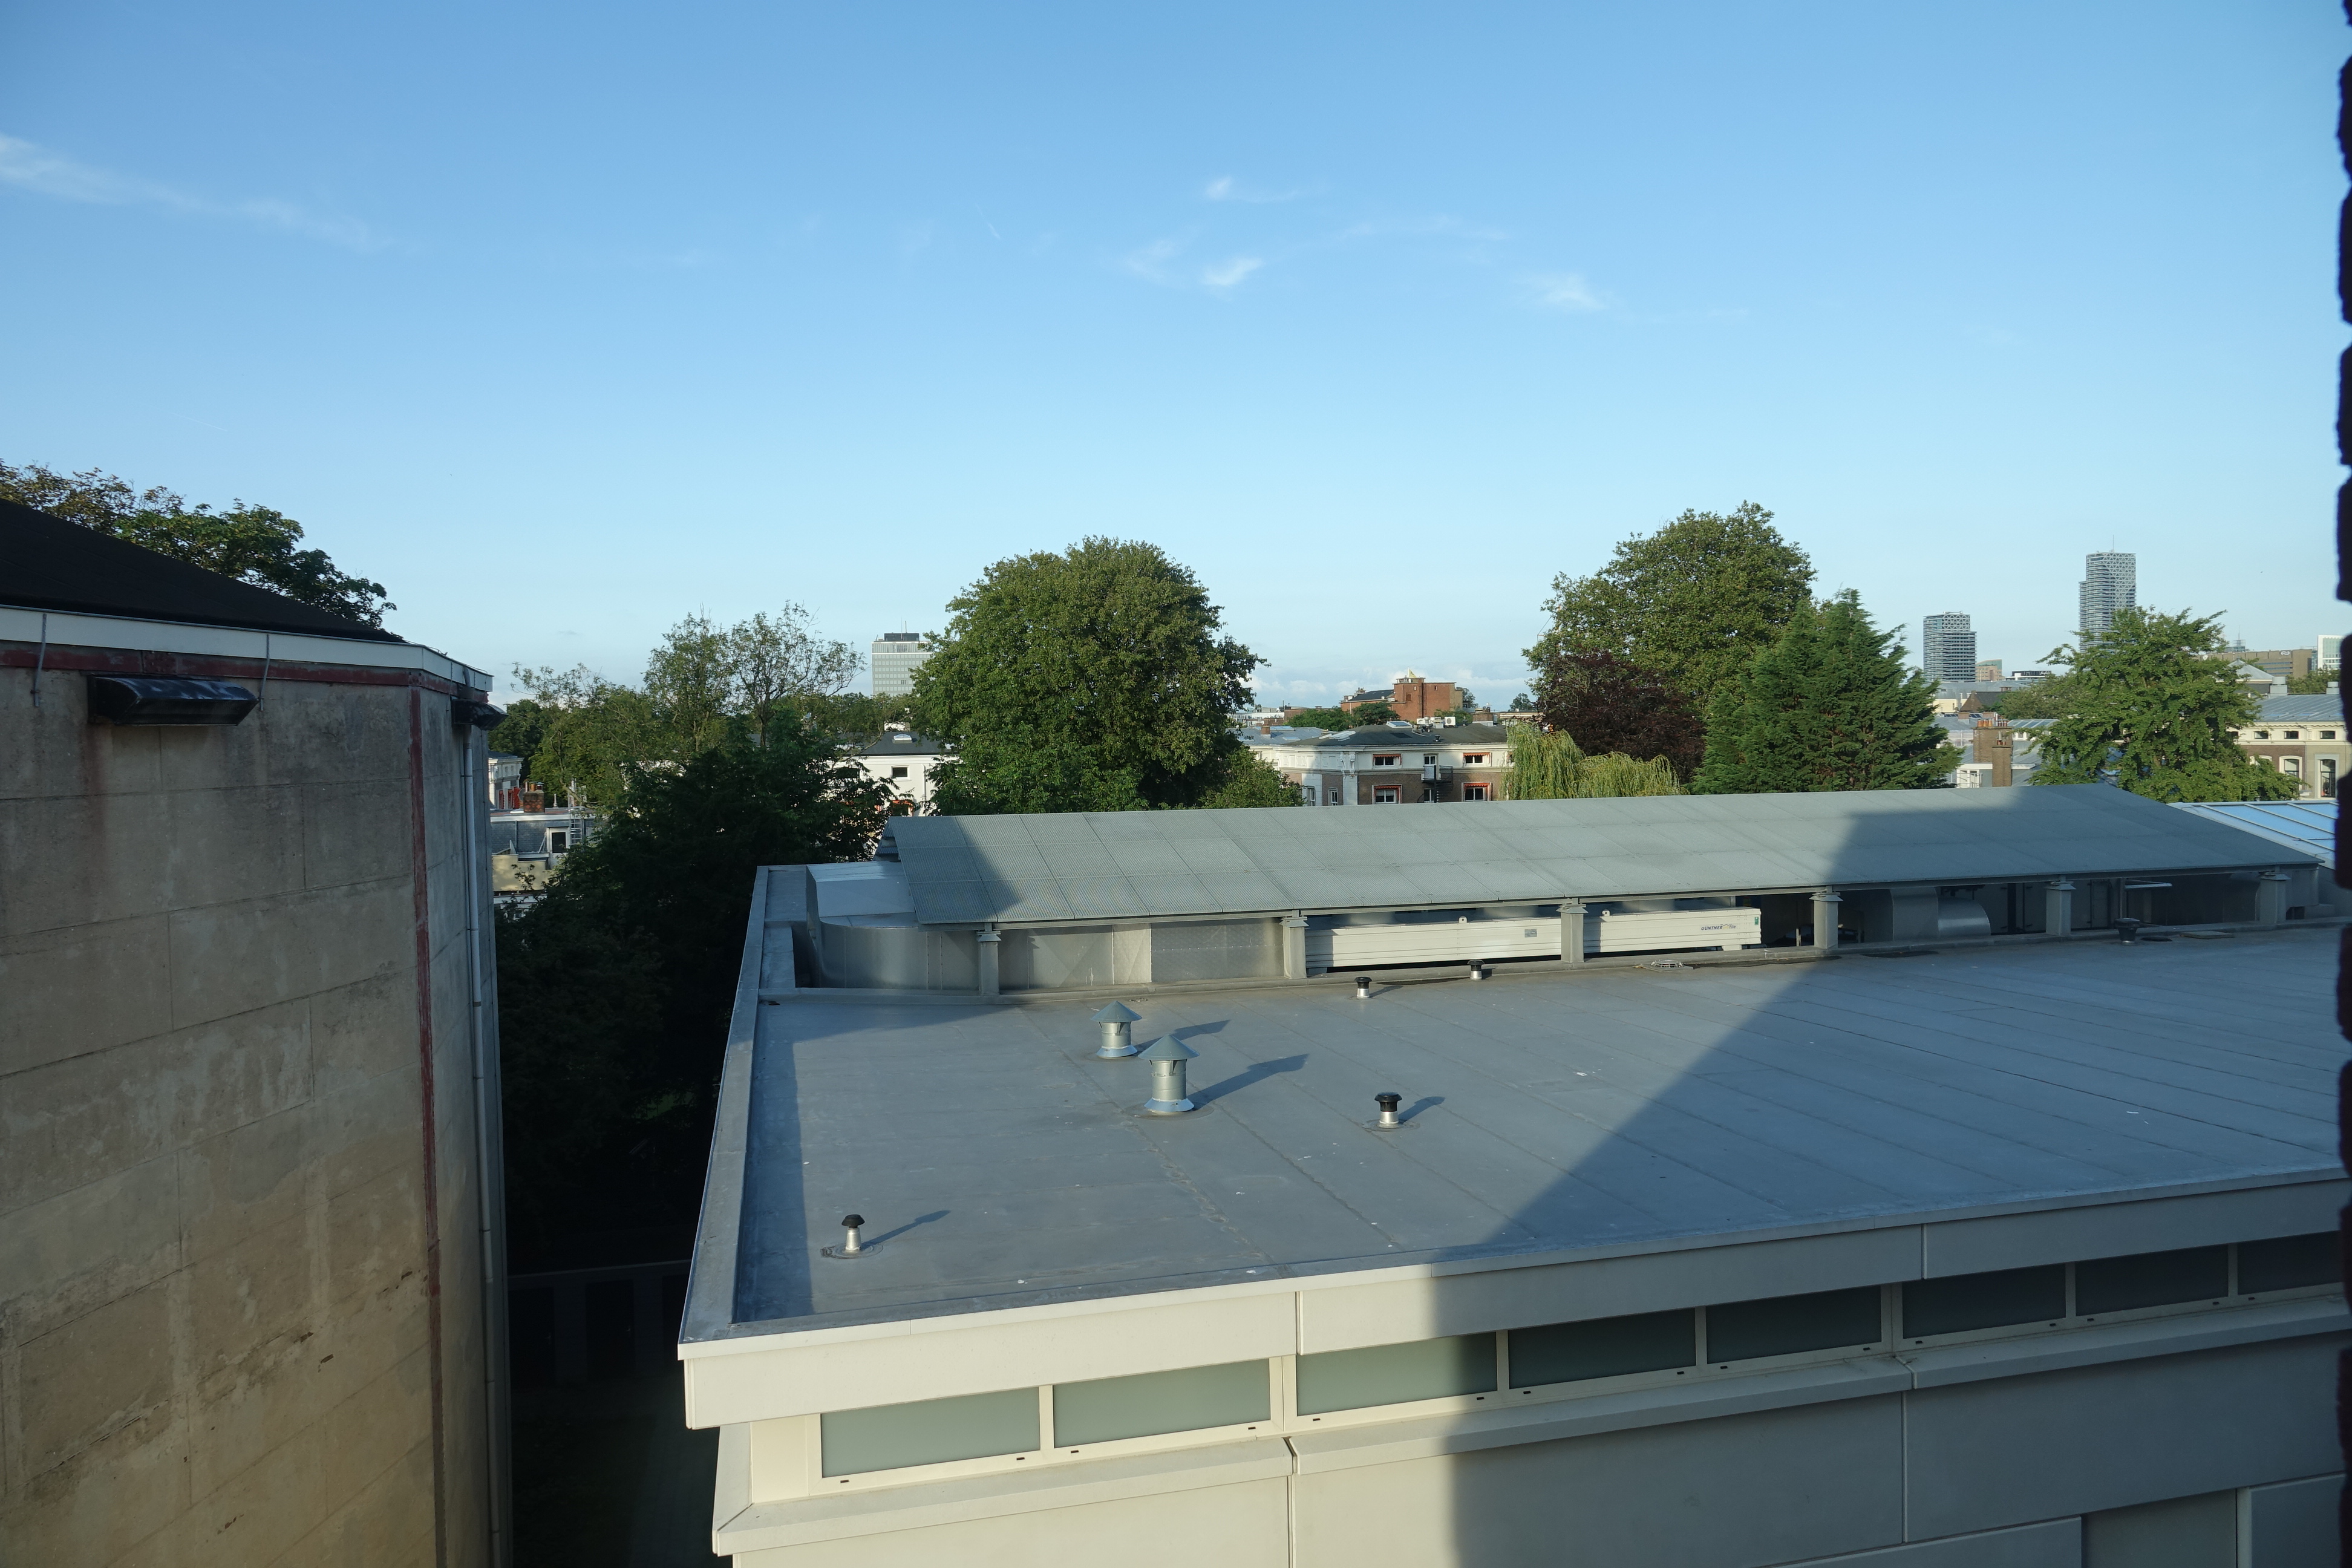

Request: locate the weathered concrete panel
(1907, 1338), (2344, 1537)
(1295, 1396), (1907, 1568)
(167, 878), (411, 1028)
(0, 915), (171, 1076)
(17, 1282), (176, 1475)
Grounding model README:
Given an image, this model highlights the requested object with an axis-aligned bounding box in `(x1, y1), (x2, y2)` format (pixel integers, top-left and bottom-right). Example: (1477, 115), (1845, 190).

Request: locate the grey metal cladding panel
(960, 842), (1051, 880)
(1034, 843), (1124, 880)
(1170, 838), (1261, 874)
(1102, 840), (1192, 876)
(1905, 1335), (2344, 1538)
(1455, 859), (1567, 901)
(1191, 872), (1287, 913)
(907, 880), (999, 924)
(1023, 814), (1109, 844)
(1394, 860), (1509, 904)
(950, 816), (1042, 846)
(1287, 866), (1432, 907)
(1119, 873), (1221, 915)
(982, 877), (1077, 922)
(1057, 877), (1151, 920)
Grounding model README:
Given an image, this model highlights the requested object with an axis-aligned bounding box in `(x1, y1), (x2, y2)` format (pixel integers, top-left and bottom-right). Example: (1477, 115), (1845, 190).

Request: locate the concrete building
(2234, 648), (2319, 685)
(2078, 552), (2136, 639)
(0, 500), (509, 1565)
(1255, 721), (1512, 808)
(2318, 635), (2342, 672)
(1921, 613), (1976, 684)
(758, 784), (2324, 997)
(844, 733), (944, 814)
(869, 634), (928, 699)
(2235, 695), (2350, 800)
(680, 802), (2345, 1566)
(1975, 659), (2004, 681)
(1341, 675), (1459, 722)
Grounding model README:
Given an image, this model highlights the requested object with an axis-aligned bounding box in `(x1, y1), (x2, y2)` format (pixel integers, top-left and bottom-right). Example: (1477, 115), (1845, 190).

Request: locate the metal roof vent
(1138, 1034), (1198, 1114)
(823, 1213), (869, 1259)
(87, 675), (256, 727)
(1374, 1093), (1403, 1129)
(1091, 1002), (1141, 1058)
(1356, 975), (1373, 999)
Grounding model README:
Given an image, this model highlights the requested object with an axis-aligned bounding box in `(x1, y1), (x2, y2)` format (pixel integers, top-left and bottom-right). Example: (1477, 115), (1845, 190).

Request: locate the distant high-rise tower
(1921, 613), (1977, 683)
(2078, 552), (2136, 639)
(871, 632), (930, 698)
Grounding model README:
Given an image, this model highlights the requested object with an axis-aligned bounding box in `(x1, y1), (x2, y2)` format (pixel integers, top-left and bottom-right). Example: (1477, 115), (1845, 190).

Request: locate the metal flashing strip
(0, 603), (493, 690)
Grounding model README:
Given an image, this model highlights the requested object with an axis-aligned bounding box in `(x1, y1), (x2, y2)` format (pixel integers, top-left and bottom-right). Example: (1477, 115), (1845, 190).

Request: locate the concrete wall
(0, 647), (498, 1567)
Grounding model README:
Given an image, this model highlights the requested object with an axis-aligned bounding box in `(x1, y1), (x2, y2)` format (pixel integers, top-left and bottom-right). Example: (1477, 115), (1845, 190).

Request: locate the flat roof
(710, 926), (2342, 1339)
(878, 785), (2310, 928)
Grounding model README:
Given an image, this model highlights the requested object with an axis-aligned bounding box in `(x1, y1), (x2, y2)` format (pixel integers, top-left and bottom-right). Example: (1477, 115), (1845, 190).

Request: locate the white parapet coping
(0, 603), (494, 690)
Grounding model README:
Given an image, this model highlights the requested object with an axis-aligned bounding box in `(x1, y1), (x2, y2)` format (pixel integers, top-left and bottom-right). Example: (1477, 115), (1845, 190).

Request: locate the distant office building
(1920, 613), (1976, 683)
(1975, 659), (2003, 681)
(2011, 668), (2054, 684)
(871, 632), (929, 698)
(2079, 552), (2136, 638)
(2319, 634), (2342, 671)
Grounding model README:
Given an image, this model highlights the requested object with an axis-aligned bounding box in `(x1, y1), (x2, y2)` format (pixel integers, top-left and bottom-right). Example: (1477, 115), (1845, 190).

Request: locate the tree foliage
(1533, 650), (1706, 779)
(495, 727), (889, 1264)
(1284, 701), (1396, 730)
(510, 606), (862, 809)
(1, 460), (394, 626)
(2030, 609), (2303, 802)
(1694, 592), (1958, 794)
(1527, 502), (1815, 708)
(1979, 673), (2082, 720)
(913, 537), (1282, 812)
(1503, 728), (1682, 799)
(2286, 667), (2335, 696)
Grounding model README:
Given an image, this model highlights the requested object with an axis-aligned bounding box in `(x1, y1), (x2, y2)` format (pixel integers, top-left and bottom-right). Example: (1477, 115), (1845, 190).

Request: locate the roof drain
(1092, 1002), (1142, 1058)
(1374, 1093), (1403, 1130)
(1140, 1036), (1198, 1114)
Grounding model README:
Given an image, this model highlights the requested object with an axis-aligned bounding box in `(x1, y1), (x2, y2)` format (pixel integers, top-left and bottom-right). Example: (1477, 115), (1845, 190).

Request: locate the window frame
(1372, 786), (1400, 803)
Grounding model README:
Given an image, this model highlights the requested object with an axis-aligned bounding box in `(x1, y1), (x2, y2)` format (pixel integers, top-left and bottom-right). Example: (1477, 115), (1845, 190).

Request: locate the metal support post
(2044, 880), (2075, 939)
(1282, 915), (1309, 979)
(1561, 901), (1586, 965)
(976, 928), (1001, 996)
(1811, 890), (1842, 951)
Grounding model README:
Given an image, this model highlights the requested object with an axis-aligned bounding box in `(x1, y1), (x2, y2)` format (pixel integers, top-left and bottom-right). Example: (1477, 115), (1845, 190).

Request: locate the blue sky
(3, 2), (2344, 704)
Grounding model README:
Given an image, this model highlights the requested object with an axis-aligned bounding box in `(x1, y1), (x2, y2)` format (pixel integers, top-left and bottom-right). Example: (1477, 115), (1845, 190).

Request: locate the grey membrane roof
(720, 929), (2344, 1334)
(2174, 801), (2337, 870)
(878, 785), (2313, 928)
(1286, 722), (1514, 751)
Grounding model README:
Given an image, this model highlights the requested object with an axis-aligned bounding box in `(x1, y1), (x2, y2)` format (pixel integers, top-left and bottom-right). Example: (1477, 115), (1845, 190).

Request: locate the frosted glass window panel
(1296, 1334), (1497, 1415)
(2239, 1232), (2341, 1293)
(2075, 1247), (2228, 1315)
(1901, 1266), (2066, 1338)
(1705, 1288), (1880, 1362)
(1509, 1310), (1694, 1388)
(820, 1388), (1039, 1476)
(1051, 1360), (1271, 1446)
(1151, 920), (1279, 984)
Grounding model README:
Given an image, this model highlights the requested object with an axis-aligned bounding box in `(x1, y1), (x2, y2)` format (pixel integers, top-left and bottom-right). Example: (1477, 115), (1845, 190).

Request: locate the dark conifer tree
(1694, 592), (1957, 793)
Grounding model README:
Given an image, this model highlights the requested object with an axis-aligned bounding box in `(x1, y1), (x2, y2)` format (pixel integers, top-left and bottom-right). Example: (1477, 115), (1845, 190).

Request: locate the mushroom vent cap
(1091, 1002), (1142, 1024)
(1138, 1035), (1198, 1062)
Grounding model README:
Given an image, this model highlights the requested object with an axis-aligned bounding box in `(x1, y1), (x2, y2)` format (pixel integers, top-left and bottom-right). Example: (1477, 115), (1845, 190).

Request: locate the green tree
(2030, 609), (2302, 801)
(1980, 672), (2082, 720)
(1282, 702), (1396, 730)
(1, 460), (393, 626)
(2286, 667), (2335, 696)
(913, 537), (1270, 812)
(1694, 591), (1958, 794)
(1527, 502), (1815, 708)
(1197, 748), (1304, 808)
(805, 691), (913, 739)
(1503, 727), (1682, 799)
(495, 725), (889, 1264)
(485, 698), (552, 782)
(1533, 650), (1705, 779)
(509, 664), (671, 810)
(644, 613), (737, 757)
(728, 606), (861, 745)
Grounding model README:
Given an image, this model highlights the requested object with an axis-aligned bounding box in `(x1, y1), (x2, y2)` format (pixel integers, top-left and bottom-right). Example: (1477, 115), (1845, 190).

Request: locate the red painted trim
(407, 687), (452, 1567)
(0, 641), (485, 699)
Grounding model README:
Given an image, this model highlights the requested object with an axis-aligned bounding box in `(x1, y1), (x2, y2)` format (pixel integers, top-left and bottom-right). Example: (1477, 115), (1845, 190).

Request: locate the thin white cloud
(1122, 234), (1187, 284)
(1526, 272), (1607, 311)
(1201, 255), (1263, 290)
(0, 133), (383, 250)
(1203, 175), (1304, 204)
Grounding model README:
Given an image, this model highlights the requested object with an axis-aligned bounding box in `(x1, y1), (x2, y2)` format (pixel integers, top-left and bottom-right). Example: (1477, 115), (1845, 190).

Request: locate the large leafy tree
(1526, 502), (1815, 708)
(1694, 591), (1957, 793)
(2030, 609), (2302, 801)
(1, 460), (393, 626)
(1534, 650), (1705, 779)
(913, 537), (1284, 812)
(495, 726), (888, 1264)
(509, 606), (863, 809)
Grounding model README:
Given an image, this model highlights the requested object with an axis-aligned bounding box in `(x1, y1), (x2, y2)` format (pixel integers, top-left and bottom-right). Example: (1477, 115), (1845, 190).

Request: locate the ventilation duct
(86, 675), (256, 727)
